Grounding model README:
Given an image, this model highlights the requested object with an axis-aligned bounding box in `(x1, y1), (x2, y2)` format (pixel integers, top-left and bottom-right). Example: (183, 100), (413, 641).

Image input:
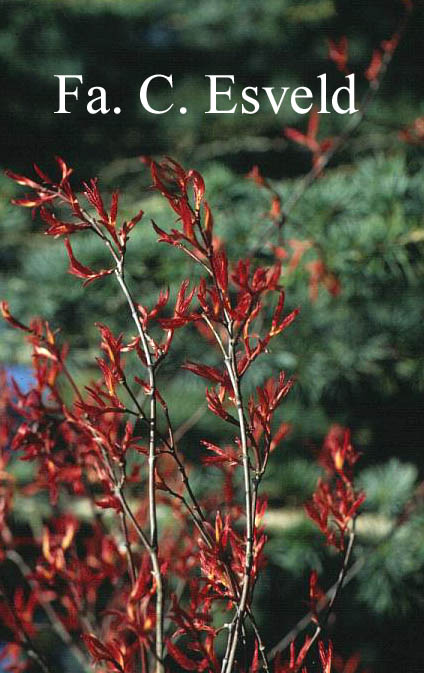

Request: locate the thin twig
(221, 327), (254, 673)
(86, 211), (165, 673)
(268, 523), (357, 663)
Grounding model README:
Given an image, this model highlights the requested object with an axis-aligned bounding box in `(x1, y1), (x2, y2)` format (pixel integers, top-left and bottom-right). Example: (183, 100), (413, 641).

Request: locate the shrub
(0, 157), (366, 673)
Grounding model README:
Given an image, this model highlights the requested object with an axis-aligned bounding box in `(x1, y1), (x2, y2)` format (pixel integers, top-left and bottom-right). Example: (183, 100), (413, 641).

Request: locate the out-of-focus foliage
(359, 459), (418, 517)
(2, 0), (424, 175)
(1, 0), (424, 670)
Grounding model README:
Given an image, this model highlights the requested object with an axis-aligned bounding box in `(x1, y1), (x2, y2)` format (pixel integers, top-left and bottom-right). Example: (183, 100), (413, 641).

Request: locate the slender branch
(87, 213), (164, 673)
(120, 510), (137, 587)
(119, 503), (148, 673)
(268, 523), (357, 663)
(127, 380), (212, 547)
(116, 487), (152, 552)
(221, 620), (236, 673)
(248, 607), (270, 673)
(189, 249), (265, 672)
(162, 406), (209, 530)
(221, 325), (254, 673)
(325, 522), (356, 618)
(306, 524), (356, 661)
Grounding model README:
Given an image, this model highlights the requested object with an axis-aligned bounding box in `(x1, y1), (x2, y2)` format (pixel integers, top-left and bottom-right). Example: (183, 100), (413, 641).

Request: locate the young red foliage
(1, 155), (366, 673)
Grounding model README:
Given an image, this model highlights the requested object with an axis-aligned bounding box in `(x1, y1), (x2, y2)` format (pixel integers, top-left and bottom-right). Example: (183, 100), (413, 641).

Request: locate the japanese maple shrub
(1, 157), (364, 673)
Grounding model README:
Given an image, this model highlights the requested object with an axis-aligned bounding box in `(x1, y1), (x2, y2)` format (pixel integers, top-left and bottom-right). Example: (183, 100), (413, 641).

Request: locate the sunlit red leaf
(167, 641), (200, 671)
(1, 301), (30, 332)
(64, 238), (114, 286)
(182, 361), (225, 384)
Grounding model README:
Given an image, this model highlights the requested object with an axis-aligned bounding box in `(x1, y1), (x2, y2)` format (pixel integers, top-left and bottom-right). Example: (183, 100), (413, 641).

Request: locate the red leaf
(55, 156), (73, 184)
(285, 109), (320, 153)
(83, 178), (108, 223)
(64, 238), (113, 286)
(247, 165), (267, 188)
(328, 36), (349, 73)
(203, 201), (214, 244)
(206, 388), (237, 424)
(33, 163), (53, 184)
(212, 249), (229, 292)
(381, 33), (400, 54)
(307, 106), (319, 142)
(201, 441), (240, 467)
(175, 279), (196, 315)
(1, 301), (30, 332)
(270, 422), (291, 452)
(4, 170), (41, 190)
(167, 641), (199, 671)
(272, 308), (299, 337)
(12, 195), (53, 208)
(179, 197), (196, 241)
(285, 127), (319, 152)
(318, 640), (333, 673)
(40, 207), (88, 236)
(187, 169), (205, 210)
(152, 219), (182, 245)
(124, 208), (144, 234)
(95, 495), (122, 511)
(110, 191), (119, 227)
(150, 161), (176, 204)
(82, 634), (112, 660)
(365, 50), (383, 82)
(182, 361), (224, 384)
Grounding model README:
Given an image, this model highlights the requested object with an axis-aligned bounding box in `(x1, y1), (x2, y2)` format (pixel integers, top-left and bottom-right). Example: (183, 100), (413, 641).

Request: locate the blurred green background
(1, 0), (424, 670)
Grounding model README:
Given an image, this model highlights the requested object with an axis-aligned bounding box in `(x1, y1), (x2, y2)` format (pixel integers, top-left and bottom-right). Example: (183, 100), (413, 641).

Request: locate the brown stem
(305, 524), (356, 664)
(162, 406), (208, 527)
(124, 377), (212, 548)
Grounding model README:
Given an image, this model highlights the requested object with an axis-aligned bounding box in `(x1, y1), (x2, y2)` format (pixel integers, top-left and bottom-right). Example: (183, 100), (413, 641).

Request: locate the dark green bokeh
(1, 1), (424, 671)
